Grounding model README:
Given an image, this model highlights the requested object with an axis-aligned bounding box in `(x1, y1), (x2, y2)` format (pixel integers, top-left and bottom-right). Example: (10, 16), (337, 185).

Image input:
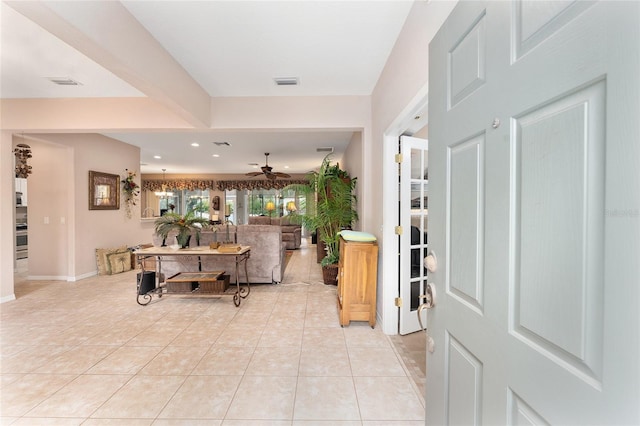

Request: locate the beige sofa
(248, 215), (302, 249)
(150, 224), (286, 284)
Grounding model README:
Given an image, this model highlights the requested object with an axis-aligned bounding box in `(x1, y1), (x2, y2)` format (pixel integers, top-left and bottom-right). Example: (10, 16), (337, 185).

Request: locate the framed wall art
(89, 170), (120, 210)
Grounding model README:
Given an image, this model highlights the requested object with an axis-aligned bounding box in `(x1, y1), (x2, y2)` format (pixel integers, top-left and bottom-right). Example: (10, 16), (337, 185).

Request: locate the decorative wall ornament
(89, 171), (120, 210)
(14, 143), (33, 178)
(121, 169), (140, 219)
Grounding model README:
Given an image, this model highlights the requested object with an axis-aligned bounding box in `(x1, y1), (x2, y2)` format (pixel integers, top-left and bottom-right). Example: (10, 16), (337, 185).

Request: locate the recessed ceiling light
(212, 154), (220, 158)
(191, 142), (200, 147)
(284, 165), (290, 169)
(153, 155), (162, 159)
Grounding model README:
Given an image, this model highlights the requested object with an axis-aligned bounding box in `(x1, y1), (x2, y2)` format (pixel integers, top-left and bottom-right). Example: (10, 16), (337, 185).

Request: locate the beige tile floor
(2, 239), (426, 425)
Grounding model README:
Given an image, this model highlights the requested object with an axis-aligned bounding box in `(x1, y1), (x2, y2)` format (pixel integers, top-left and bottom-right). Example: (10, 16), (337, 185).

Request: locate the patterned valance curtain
(216, 179), (308, 191)
(142, 179), (216, 192)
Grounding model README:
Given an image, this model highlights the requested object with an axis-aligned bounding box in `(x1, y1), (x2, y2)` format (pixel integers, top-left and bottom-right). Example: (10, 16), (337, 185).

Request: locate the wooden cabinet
(337, 236), (378, 327)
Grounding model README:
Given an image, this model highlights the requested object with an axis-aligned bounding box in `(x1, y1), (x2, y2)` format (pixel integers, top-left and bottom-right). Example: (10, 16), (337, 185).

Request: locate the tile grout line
(386, 333), (426, 408)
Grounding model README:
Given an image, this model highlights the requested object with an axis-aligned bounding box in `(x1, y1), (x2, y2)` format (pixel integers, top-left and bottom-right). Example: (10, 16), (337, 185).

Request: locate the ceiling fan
(246, 152), (291, 180)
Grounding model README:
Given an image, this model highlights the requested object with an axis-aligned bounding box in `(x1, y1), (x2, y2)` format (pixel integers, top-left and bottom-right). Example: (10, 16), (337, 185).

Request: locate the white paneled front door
(427, 1), (639, 424)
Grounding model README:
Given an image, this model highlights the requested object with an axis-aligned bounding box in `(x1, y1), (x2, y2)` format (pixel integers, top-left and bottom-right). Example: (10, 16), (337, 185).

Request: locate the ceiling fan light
(245, 153), (290, 179)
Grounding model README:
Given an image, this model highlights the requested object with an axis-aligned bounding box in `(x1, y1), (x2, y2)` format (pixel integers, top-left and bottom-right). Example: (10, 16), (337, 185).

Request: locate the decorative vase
(322, 264), (339, 285)
(176, 233), (191, 249)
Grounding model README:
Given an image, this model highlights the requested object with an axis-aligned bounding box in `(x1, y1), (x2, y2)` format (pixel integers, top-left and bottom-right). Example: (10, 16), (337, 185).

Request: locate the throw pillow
(95, 245), (128, 275)
(107, 251), (132, 274)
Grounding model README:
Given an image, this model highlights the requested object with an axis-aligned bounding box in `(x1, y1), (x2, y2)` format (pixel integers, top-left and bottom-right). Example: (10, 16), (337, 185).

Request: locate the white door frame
(380, 84), (429, 335)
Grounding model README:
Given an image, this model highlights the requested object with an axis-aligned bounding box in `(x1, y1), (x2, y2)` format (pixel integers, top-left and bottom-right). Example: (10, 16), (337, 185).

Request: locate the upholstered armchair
(277, 216), (302, 249)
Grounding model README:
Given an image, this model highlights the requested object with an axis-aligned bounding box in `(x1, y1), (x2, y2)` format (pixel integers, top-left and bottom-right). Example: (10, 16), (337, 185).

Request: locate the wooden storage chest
(337, 235), (378, 327)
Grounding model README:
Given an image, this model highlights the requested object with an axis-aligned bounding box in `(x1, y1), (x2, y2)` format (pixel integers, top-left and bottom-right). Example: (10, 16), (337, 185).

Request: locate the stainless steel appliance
(16, 206), (27, 260)
(16, 224), (27, 259)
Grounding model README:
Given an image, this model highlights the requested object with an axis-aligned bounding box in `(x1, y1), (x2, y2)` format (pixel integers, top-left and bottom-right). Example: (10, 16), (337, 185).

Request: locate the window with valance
(142, 179), (308, 192)
(215, 179), (308, 191)
(142, 179), (216, 192)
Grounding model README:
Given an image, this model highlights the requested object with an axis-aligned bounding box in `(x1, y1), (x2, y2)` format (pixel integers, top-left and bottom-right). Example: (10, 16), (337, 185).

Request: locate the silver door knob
(417, 303), (427, 331)
(417, 283), (437, 331)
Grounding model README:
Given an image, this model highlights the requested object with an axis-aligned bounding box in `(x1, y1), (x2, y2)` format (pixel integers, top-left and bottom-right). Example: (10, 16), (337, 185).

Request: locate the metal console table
(135, 245), (251, 307)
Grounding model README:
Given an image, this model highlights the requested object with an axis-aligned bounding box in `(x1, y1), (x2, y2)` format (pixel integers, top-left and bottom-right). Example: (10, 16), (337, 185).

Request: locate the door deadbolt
(424, 251), (438, 273)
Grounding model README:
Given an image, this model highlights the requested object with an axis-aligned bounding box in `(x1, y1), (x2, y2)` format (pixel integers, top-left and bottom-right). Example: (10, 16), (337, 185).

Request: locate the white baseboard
(0, 294), (16, 304)
(27, 275), (68, 281)
(70, 271), (98, 281)
(27, 270), (98, 282)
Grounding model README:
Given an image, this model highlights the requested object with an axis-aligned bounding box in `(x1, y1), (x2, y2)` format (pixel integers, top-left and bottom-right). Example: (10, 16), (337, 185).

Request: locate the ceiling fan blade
(248, 153), (288, 179)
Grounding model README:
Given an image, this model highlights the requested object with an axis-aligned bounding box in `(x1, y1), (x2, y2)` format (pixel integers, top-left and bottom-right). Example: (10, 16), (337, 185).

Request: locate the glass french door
(399, 135), (429, 335)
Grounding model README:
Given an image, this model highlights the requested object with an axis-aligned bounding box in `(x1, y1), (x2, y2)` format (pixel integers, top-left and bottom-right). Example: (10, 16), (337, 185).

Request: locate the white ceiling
(1, 1), (416, 174)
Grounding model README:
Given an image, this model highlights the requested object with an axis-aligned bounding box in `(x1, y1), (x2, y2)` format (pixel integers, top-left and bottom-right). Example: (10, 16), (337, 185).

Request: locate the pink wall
(370, 0), (456, 236)
(369, 0), (456, 332)
(26, 133), (143, 279)
(341, 132), (364, 231)
(1, 132), (17, 301)
(26, 138), (71, 278)
(210, 96), (370, 130)
(1, 98), (194, 131)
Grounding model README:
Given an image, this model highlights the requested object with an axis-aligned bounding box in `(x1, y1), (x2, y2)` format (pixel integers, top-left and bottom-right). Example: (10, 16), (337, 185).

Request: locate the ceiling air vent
(316, 147), (334, 153)
(274, 77), (298, 86)
(47, 77), (82, 86)
(213, 142), (231, 146)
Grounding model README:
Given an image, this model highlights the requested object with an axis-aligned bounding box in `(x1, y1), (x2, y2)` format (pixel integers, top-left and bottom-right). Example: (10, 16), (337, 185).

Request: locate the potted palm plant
(292, 155), (358, 284)
(154, 211), (210, 248)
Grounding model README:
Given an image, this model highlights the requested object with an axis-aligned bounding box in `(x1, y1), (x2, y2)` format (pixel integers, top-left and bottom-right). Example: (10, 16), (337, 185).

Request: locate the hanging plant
(121, 169), (140, 219)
